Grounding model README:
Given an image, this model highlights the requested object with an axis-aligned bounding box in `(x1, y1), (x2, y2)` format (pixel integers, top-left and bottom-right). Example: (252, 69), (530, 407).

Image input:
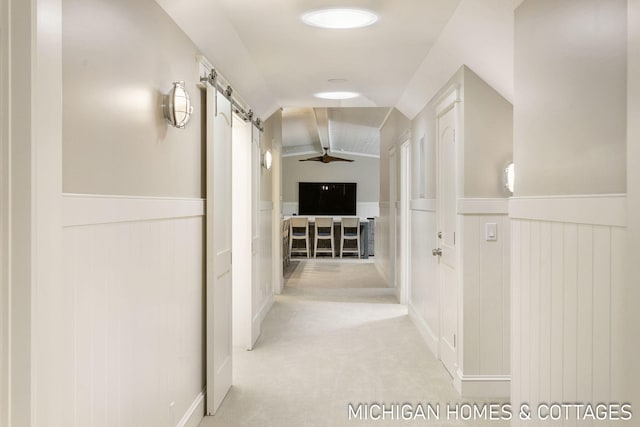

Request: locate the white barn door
(206, 85), (233, 415)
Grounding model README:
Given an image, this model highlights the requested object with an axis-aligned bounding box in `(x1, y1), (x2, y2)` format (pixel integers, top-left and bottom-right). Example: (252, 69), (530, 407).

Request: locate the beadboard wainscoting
(408, 198), (511, 397)
(62, 194), (206, 427)
(510, 195), (627, 427)
(457, 199), (511, 397)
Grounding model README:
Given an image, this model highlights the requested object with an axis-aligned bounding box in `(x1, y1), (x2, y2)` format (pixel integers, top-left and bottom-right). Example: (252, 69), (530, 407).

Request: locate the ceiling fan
(299, 147), (354, 164)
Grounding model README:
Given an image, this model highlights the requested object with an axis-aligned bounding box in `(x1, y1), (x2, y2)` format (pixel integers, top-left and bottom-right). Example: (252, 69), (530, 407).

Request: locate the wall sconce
(163, 81), (193, 128)
(262, 150), (273, 171)
(504, 162), (515, 194)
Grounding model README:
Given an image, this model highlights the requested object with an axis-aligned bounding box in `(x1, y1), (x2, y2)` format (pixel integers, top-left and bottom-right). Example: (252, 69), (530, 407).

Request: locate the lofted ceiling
(281, 107), (390, 157)
(154, 0), (519, 157)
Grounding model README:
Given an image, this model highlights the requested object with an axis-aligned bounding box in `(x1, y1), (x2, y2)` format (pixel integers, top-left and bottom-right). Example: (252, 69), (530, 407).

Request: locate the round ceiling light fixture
(302, 8), (379, 29)
(314, 91), (360, 100)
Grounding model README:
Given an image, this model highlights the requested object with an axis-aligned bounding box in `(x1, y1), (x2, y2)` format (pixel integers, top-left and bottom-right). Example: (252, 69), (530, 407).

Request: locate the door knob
(432, 248), (442, 256)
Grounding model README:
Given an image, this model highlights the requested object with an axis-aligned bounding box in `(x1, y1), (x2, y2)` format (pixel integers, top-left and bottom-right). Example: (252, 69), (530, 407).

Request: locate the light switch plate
(485, 223), (497, 241)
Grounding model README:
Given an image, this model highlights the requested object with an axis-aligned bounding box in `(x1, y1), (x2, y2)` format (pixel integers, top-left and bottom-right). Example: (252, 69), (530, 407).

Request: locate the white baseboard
(453, 372), (510, 398)
(177, 389), (205, 427)
(408, 303), (439, 357)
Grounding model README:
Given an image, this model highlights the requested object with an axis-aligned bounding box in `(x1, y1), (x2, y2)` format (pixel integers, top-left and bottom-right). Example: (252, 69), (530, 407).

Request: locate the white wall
(62, 0), (204, 198)
(264, 111), (284, 294)
(514, 0), (627, 196)
(396, 0), (518, 119)
(58, 0), (208, 424)
(511, 1), (629, 422)
(626, 0), (640, 411)
(407, 67), (512, 397)
(378, 109), (411, 286)
(282, 153), (380, 217)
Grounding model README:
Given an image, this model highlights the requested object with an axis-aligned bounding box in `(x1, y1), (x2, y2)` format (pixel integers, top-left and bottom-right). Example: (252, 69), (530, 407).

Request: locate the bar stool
(289, 217), (310, 258)
(314, 217), (335, 258)
(340, 217), (360, 258)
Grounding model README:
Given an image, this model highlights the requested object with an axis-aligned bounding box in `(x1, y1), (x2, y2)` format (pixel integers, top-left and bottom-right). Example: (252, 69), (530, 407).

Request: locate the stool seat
(340, 217), (360, 259)
(289, 217), (310, 258)
(314, 217), (335, 258)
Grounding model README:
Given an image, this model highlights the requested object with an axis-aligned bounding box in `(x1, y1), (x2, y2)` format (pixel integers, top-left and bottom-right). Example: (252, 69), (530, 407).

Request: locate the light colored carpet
(199, 262), (508, 427)
(284, 260), (388, 289)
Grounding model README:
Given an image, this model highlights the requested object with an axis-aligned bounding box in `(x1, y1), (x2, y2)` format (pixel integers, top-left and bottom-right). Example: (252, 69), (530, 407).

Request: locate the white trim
(509, 194), (626, 227)
(62, 194), (205, 227)
(457, 198), (509, 215)
(453, 372), (511, 398)
(410, 198), (436, 212)
(259, 201), (274, 211)
(176, 389), (205, 427)
(435, 86), (461, 116)
(408, 303), (439, 357)
(378, 107), (395, 131)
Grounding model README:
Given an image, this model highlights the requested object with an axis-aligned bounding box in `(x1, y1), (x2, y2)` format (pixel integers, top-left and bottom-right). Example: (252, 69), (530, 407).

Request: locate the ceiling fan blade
(325, 155), (354, 163)
(299, 155), (324, 162)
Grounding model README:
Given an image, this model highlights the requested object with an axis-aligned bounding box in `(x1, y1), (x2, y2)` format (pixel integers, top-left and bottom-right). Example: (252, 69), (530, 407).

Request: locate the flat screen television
(298, 182), (357, 216)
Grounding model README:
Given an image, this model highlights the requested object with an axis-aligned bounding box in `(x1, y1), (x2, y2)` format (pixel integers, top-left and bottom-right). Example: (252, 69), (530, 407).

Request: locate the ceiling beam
(313, 108), (331, 152)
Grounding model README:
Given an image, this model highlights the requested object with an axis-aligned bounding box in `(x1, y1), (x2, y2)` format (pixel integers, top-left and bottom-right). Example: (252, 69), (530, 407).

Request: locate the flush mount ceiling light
(302, 8), (378, 29)
(314, 91), (360, 100)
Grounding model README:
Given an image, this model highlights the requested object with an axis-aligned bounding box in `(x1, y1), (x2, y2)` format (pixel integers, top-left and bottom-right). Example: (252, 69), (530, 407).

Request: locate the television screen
(298, 182), (357, 216)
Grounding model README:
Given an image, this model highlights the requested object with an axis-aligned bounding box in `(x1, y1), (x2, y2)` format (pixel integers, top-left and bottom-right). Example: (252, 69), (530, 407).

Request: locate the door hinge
(454, 334), (456, 348)
(453, 232), (456, 245)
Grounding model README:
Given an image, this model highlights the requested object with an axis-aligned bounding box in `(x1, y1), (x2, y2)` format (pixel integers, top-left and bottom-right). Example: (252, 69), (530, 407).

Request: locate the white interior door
(436, 104), (458, 379)
(206, 85), (233, 415)
(400, 140), (411, 305)
(231, 114), (252, 350)
(250, 125), (260, 347)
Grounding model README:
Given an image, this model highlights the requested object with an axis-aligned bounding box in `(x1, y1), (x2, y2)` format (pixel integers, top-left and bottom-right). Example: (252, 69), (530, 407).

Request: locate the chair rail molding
(509, 194), (626, 226)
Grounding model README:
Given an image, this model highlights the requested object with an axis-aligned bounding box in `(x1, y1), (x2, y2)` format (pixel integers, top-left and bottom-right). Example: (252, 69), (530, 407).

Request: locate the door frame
(1, 0), (64, 425)
(399, 138), (411, 305)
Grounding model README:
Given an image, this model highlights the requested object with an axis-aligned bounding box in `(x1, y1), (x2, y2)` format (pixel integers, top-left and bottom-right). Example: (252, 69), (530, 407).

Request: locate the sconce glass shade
(504, 162), (515, 194)
(263, 150), (273, 170)
(163, 81), (193, 128)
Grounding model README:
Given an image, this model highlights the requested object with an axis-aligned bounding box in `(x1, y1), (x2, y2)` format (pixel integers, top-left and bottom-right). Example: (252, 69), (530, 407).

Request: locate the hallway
(199, 261), (508, 427)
